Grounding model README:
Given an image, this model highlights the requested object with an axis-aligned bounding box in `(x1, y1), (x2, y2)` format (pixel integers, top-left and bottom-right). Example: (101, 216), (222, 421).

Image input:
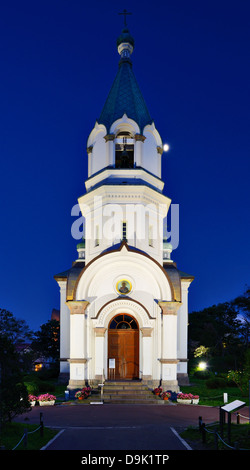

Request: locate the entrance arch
(108, 314), (139, 380)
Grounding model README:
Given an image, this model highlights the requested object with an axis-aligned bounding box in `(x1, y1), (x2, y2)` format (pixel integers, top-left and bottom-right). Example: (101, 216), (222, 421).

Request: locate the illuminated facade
(54, 26), (193, 392)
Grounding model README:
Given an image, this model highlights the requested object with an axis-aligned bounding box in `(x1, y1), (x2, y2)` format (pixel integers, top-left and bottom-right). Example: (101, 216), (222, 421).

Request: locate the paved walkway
(14, 402), (238, 451)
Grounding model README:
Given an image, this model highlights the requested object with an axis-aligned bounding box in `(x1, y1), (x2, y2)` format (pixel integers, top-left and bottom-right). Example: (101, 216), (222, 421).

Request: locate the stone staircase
(102, 381), (166, 405)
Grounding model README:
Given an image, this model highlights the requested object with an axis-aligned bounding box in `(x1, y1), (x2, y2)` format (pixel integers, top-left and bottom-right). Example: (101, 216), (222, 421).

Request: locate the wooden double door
(108, 317), (139, 380)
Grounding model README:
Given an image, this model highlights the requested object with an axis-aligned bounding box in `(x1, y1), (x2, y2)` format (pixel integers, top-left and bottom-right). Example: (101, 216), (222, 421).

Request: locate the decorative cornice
(158, 301), (182, 315)
(67, 359), (88, 364)
(104, 134), (115, 142)
(94, 327), (107, 337)
(66, 300), (89, 314)
(140, 327), (153, 337)
(134, 134), (146, 142)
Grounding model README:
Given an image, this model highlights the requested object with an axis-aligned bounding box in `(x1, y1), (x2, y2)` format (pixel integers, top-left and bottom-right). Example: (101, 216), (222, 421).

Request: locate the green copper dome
(97, 29), (152, 133)
(77, 238), (85, 249)
(116, 28), (135, 48)
(163, 239), (173, 250)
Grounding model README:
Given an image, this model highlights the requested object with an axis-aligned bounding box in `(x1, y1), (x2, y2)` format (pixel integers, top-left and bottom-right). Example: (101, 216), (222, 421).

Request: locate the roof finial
(118, 9), (132, 27)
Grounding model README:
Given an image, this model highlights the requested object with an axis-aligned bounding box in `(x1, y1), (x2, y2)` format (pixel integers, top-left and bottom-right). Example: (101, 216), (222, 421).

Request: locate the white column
(94, 328), (106, 381)
(177, 281), (191, 377)
(104, 134), (115, 167)
(157, 146), (163, 178)
(158, 301), (182, 392)
(66, 301), (89, 389)
(87, 146), (93, 177)
(141, 328), (153, 381)
(134, 134), (145, 167)
(58, 280), (70, 375)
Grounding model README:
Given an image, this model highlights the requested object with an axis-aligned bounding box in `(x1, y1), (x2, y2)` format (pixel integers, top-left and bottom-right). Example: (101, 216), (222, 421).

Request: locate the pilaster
(94, 327), (107, 381)
(57, 280), (70, 376)
(66, 300), (89, 390)
(158, 301), (182, 392)
(140, 327), (153, 381)
(104, 134), (115, 167)
(134, 133), (145, 167)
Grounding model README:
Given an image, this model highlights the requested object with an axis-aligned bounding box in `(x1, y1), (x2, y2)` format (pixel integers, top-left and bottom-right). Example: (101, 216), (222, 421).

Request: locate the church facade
(54, 27), (194, 392)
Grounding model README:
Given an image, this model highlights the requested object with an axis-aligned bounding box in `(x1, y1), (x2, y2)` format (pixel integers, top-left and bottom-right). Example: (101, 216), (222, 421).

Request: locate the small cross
(118, 9), (132, 27)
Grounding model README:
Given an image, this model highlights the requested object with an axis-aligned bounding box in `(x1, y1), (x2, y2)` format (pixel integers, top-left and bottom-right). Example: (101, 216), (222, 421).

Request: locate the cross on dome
(118, 9), (132, 27)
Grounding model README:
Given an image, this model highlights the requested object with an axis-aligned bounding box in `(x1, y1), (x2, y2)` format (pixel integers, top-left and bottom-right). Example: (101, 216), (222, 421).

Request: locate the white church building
(54, 26), (194, 392)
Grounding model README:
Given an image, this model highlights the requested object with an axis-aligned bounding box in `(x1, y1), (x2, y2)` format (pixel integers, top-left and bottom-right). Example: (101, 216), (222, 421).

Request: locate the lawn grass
(180, 376), (249, 407)
(181, 422), (250, 450)
(0, 422), (58, 450)
(179, 375), (250, 450)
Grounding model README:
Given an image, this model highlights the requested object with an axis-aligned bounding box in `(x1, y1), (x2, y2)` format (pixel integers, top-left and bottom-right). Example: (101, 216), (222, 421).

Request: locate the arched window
(115, 131), (134, 168)
(109, 314), (138, 330)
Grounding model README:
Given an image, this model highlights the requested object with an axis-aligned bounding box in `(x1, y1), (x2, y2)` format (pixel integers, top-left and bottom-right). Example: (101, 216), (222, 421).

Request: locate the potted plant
(38, 393), (56, 406)
(161, 391), (171, 401)
(192, 395), (199, 404)
(75, 390), (84, 400)
(28, 394), (37, 406)
(75, 386), (92, 401)
(82, 386), (91, 397)
(153, 386), (162, 396)
(177, 393), (193, 404)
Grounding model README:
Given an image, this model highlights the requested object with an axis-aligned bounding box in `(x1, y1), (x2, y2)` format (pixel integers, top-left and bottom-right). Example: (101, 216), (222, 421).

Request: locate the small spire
(117, 27), (134, 61)
(117, 9), (134, 61)
(118, 9), (132, 27)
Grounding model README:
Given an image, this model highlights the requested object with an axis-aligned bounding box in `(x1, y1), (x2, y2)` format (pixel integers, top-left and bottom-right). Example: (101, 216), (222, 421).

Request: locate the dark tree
(32, 319), (60, 363)
(0, 308), (33, 344)
(0, 334), (30, 423)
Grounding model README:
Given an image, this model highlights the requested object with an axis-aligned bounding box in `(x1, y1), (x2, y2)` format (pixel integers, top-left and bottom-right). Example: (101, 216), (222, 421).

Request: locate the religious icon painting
(116, 279), (132, 295)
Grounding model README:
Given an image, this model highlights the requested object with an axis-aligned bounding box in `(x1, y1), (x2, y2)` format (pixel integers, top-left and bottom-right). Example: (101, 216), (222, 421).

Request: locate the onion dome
(97, 27), (152, 133)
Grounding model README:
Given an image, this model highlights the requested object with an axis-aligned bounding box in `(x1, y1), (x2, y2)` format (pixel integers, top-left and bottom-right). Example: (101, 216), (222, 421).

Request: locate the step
(104, 397), (166, 405)
(103, 390), (152, 396)
(104, 382), (145, 387)
(103, 392), (154, 398)
(103, 386), (149, 392)
(101, 380), (165, 405)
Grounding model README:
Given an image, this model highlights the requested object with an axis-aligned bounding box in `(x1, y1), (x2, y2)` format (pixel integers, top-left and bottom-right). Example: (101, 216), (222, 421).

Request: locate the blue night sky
(0, 0), (249, 332)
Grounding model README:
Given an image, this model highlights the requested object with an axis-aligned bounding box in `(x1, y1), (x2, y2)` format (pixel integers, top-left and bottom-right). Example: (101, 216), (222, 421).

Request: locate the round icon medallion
(116, 279), (132, 295)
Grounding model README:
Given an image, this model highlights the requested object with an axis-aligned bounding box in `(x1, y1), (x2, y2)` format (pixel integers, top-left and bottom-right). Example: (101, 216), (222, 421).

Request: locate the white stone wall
(57, 280), (70, 375)
(177, 280), (191, 377)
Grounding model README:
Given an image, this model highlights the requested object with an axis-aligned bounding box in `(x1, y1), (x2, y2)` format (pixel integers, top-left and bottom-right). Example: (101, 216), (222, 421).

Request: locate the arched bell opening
(115, 131), (134, 168)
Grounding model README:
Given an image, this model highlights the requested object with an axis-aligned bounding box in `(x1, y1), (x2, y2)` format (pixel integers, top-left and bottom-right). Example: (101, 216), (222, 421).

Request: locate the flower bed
(38, 393), (56, 406)
(75, 386), (92, 401)
(152, 388), (200, 404)
(153, 387), (162, 396)
(192, 395), (200, 404)
(177, 393), (199, 404)
(28, 395), (37, 406)
(161, 392), (171, 401)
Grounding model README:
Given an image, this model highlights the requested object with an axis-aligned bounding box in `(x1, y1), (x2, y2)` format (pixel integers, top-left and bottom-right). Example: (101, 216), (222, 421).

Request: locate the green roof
(116, 27), (135, 48)
(98, 32), (153, 132)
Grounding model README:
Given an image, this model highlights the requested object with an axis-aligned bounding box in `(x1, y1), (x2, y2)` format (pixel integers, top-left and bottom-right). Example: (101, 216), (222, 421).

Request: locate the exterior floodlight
(163, 143), (170, 152)
(198, 362), (207, 371)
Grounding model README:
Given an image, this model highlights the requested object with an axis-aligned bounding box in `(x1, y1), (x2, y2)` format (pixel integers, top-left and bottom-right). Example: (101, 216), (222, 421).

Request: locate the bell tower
(79, 25), (171, 265)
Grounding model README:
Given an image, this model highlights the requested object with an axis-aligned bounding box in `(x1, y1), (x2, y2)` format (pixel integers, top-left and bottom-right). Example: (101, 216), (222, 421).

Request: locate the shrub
(24, 381), (39, 396)
(38, 381), (55, 393)
(36, 366), (59, 381)
(193, 370), (211, 380)
(206, 378), (227, 389)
